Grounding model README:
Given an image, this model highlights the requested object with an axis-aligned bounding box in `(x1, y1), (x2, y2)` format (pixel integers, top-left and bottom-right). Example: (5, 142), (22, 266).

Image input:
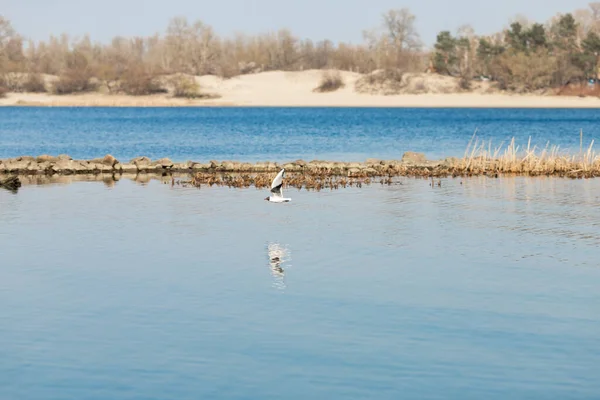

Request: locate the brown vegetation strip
(1, 137), (600, 189)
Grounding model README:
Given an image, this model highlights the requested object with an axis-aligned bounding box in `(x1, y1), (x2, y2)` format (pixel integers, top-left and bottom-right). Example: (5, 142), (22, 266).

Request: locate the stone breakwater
(1, 151), (599, 179)
(0, 152), (454, 177)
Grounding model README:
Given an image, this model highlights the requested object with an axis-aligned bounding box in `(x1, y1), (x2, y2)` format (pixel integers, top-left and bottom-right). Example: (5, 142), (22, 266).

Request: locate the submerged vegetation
(2, 3), (600, 96)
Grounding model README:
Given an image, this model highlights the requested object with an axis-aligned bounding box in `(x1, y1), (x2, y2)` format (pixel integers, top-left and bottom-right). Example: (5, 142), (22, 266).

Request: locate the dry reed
(180, 132), (600, 191)
(457, 131), (600, 178)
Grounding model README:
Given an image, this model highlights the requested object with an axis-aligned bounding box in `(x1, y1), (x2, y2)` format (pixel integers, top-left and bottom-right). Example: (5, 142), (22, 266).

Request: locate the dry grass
(355, 69), (405, 95)
(354, 71), (467, 95)
(457, 130), (600, 177)
(556, 84), (600, 97)
(313, 70), (345, 93)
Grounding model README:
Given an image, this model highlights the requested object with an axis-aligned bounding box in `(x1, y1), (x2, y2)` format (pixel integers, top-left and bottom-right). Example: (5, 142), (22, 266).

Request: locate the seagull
(265, 168), (291, 203)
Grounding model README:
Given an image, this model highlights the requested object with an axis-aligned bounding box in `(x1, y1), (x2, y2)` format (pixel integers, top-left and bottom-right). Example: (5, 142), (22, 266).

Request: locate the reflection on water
(267, 242), (291, 291)
(1, 175), (600, 400)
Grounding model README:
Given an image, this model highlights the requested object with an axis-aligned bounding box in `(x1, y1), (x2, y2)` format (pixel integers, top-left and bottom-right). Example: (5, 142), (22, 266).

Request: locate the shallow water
(1, 176), (599, 399)
(1, 107), (599, 162)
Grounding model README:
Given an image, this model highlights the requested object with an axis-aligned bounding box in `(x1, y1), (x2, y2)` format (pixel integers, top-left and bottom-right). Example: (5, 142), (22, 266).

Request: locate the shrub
(120, 67), (166, 96)
(355, 68), (405, 95)
(0, 86), (7, 98)
(170, 74), (202, 98)
(23, 73), (47, 93)
(459, 76), (471, 90)
(0, 73), (24, 92)
(492, 50), (558, 92)
(313, 70), (345, 92)
(51, 70), (97, 94)
(0, 73), (47, 93)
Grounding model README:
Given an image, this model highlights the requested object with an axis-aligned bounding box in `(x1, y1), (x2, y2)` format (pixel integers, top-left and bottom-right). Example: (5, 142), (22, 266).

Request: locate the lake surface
(1, 174), (599, 399)
(1, 107), (600, 162)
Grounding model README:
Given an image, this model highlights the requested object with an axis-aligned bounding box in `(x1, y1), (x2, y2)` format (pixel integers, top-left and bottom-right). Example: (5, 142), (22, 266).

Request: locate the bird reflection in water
(267, 242), (291, 291)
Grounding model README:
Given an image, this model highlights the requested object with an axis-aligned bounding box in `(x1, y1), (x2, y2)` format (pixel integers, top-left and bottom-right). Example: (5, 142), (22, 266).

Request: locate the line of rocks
(0, 152), (454, 177)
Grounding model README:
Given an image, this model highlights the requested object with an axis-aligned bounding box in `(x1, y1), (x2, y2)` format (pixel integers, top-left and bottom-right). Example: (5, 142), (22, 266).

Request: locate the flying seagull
(265, 168), (291, 203)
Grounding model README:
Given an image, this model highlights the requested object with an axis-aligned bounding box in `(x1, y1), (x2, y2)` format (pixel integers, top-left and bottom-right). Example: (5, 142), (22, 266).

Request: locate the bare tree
(0, 16), (17, 73)
(382, 8), (422, 52)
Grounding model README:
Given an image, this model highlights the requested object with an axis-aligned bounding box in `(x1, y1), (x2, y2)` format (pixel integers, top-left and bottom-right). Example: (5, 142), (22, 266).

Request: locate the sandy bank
(1, 70), (600, 108)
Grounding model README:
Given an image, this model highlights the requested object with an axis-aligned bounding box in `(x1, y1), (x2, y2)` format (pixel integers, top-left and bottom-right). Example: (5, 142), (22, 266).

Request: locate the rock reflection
(267, 242), (291, 291)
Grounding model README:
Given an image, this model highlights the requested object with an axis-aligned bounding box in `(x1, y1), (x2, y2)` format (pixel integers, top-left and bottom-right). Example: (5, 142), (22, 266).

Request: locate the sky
(3, 0), (595, 48)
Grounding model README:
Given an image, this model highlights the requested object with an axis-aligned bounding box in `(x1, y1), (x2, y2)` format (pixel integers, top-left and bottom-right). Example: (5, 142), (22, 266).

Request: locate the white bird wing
(270, 169), (285, 197)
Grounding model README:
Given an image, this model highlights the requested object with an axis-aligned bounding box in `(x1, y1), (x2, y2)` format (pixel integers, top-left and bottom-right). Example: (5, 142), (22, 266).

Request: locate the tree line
(1, 3), (600, 96)
(433, 3), (600, 91)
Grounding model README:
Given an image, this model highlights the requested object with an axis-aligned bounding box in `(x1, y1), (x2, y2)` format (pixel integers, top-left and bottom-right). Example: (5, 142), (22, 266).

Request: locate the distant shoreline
(2, 92), (600, 109)
(2, 70), (600, 109)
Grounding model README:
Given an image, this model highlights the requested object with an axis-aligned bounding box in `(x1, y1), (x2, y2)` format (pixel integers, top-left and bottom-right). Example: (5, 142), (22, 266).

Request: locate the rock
(383, 160), (401, 166)
(57, 154), (72, 161)
(153, 158), (174, 168)
(191, 163), (210, 171)
(347, 168), (362, 177)
(230, 162), (243, 171)
(5, 160), (31, 172)
(119, 163), (138, 173)
(401, 152), (427, 164)
(172, 163), (190, 171)
(365, 158), (382, 166)
(330, 162), (345, 174)
(102, 154), (118, 166)
(90, 155), (117, 166)
(293, 159), (307, 167)
(267, 162), (279, 171)
(179, 161), (196, 169)
(221, 162), (235, 171)
(441, 157), (459, 167)
(282, 163), (298, 172)
(51, 159), (91, 174)
(131, 156), (152, 167)
(55, 159), (73, 169)
(15, 156), (35, 162)
(36, 155), (58, 163)
(254, 162), (269, 172)
(26, 162), (49, 173)
(84, 162), (113, 173)
(239, 163), (254, 172)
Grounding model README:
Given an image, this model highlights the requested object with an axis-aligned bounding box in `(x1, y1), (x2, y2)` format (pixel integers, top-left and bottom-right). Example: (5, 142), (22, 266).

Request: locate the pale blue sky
(3, 0), (594, 48)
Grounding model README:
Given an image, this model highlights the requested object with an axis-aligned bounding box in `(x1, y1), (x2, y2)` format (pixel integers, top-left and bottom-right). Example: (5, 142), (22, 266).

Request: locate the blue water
(1, 107), (599, 162)
(2, 107), (600, 399)
(1, 174), (600, 399)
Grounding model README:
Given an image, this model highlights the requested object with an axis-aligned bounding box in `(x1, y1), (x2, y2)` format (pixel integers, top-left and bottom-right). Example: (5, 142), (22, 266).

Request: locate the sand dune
(1, 69), (600, 108)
